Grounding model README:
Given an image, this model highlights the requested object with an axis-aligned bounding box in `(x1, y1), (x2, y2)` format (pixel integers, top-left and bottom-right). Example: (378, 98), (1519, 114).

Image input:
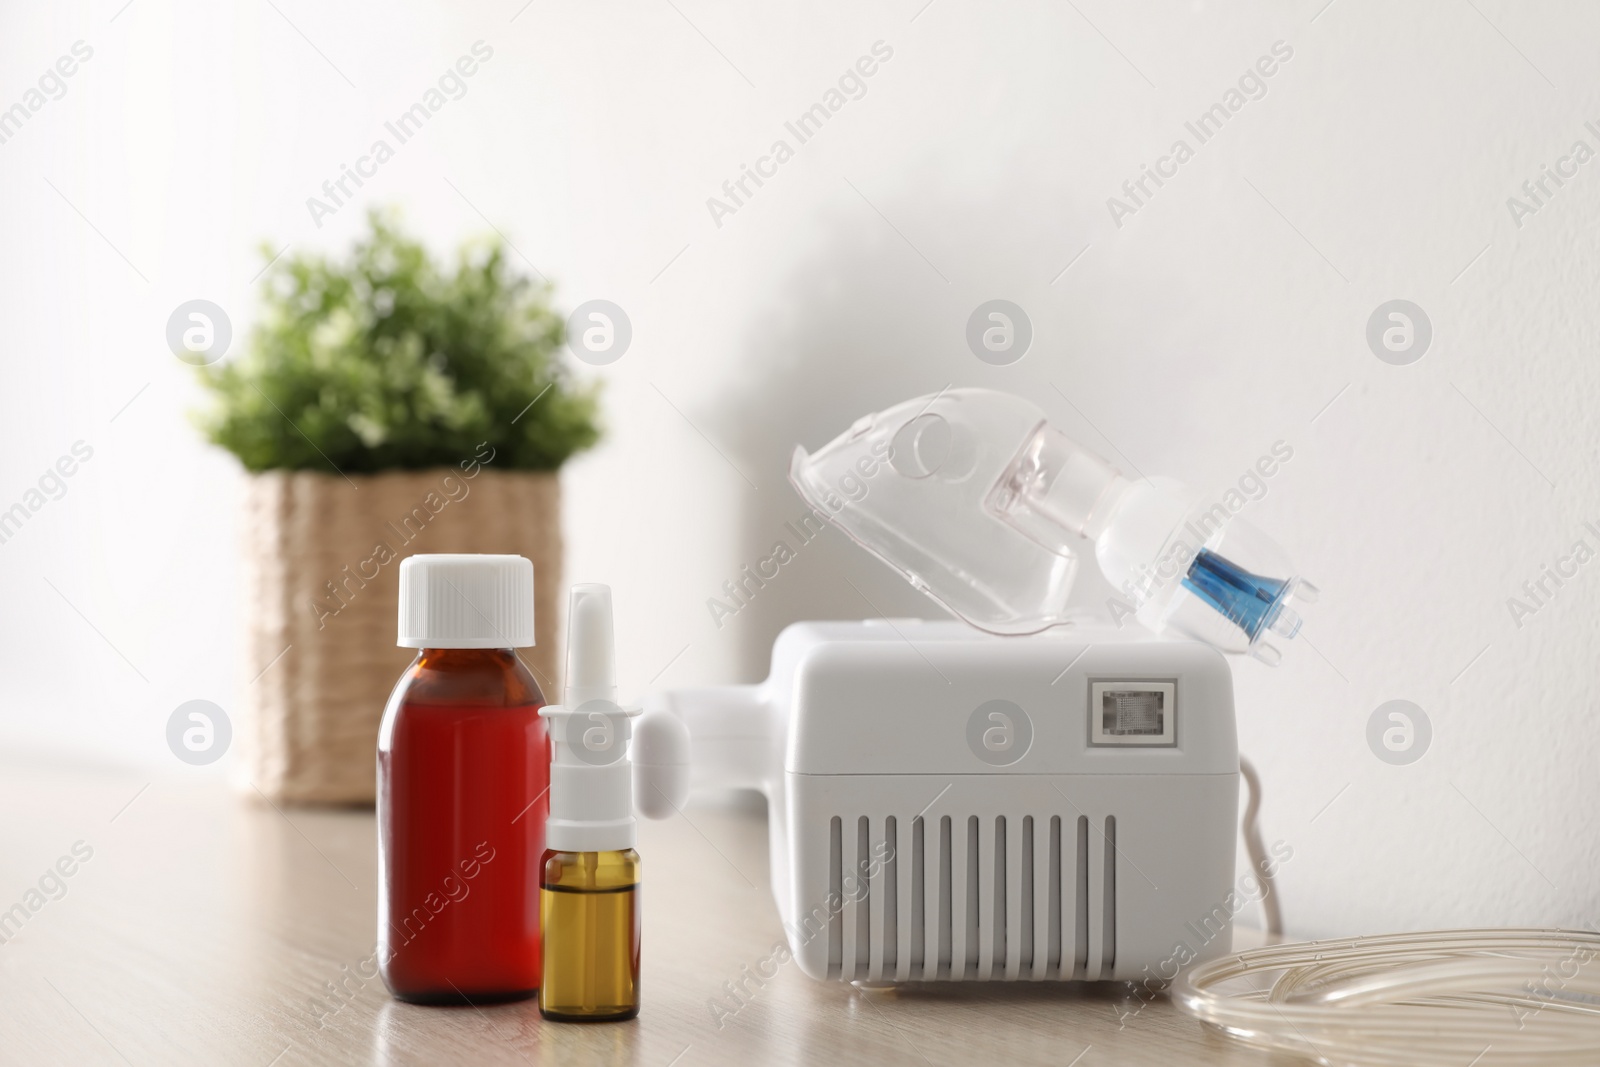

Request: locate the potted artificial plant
(198, 211), (600, 805)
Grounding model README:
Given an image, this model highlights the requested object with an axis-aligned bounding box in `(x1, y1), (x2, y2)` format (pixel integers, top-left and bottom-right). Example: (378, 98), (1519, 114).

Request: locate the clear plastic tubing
(1171, 928), (1600, 1066)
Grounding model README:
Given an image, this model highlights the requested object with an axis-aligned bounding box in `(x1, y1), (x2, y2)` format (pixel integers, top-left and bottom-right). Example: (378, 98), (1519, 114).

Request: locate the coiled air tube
(1172, 928), (1600, 1066)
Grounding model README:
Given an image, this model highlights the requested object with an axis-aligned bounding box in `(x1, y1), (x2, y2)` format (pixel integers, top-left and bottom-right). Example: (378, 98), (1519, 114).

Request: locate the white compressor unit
(640, 618), (1240, 984)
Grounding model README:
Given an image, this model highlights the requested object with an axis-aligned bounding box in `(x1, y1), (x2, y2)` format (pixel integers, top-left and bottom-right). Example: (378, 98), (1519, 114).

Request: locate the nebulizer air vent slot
(817, 806), (1123, 984)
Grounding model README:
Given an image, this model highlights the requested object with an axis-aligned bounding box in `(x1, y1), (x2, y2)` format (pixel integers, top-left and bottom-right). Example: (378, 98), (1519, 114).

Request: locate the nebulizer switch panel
(1090, 682), (1176, 745)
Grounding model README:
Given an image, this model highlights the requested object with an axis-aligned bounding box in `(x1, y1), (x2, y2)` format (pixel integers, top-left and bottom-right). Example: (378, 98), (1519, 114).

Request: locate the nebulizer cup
(792, 388), (1315, 662)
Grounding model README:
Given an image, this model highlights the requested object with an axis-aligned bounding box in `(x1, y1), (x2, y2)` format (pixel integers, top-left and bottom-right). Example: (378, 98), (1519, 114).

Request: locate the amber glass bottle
(540, 848), (641, 1020)
(377, 555), (549, 1004)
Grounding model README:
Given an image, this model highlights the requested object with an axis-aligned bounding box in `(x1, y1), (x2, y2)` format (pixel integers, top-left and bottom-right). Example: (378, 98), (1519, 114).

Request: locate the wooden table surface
(0, 761), (1281, 1066)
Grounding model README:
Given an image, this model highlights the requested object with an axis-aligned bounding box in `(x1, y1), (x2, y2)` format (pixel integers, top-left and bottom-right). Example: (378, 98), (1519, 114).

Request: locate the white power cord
(1238, 756), (1281, 938)
(1183, 758), (1600, 1066)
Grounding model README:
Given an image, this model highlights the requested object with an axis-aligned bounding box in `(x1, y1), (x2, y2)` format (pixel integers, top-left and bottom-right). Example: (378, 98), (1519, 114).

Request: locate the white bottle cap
(397, 554), (535, 649)
(541, 583), (640, 852)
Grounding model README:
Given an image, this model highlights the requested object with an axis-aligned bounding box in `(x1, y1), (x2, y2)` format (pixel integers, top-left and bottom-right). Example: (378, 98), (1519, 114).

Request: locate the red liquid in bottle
(377, 648), (550, 1003)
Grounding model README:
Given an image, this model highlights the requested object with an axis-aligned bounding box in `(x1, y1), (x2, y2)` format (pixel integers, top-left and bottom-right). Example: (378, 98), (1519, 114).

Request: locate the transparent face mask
(789, 388), (1316, 662)
(788, 390), (1079, 635)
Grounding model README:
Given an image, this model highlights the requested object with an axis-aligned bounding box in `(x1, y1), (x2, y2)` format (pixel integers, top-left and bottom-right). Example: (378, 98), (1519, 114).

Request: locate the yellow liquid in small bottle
(539, 849), (640, 1021)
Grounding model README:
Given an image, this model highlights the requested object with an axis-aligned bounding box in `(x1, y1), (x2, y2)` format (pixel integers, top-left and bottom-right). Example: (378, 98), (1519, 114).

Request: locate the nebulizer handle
(637, 685), (776, 803)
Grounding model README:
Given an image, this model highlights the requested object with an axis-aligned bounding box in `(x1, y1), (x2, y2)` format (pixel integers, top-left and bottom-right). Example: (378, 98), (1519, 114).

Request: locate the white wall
(2, 0), (1597, 937)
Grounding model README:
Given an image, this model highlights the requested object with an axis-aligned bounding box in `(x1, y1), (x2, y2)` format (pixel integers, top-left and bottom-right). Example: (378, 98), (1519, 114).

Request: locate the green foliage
(196, 211), (601, 473)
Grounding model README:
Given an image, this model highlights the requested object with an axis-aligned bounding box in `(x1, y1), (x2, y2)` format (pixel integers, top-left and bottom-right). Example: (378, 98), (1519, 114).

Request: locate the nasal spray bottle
(539, 584), (642, 1021)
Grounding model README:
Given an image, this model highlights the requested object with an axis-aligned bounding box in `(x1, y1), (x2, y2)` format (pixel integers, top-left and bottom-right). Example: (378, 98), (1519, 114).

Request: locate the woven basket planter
(238, 468), (562, 805)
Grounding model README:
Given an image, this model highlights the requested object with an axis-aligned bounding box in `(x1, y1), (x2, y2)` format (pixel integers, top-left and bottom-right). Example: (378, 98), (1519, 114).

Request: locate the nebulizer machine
(633, 389), (1600, 1066)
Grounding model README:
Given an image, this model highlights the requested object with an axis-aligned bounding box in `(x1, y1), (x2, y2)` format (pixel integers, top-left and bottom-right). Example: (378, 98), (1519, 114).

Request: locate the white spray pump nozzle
(541, 583), (642, 852)
(564, 583), (618, 707)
